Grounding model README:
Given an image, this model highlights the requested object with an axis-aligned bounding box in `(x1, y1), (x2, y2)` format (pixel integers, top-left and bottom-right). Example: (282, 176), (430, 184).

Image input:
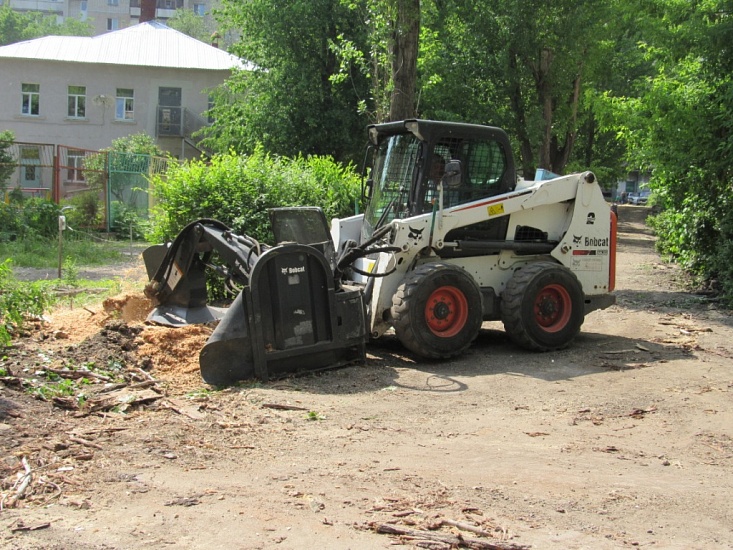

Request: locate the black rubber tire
(500, 262), (585, 351)
(391, 263), (483, 359)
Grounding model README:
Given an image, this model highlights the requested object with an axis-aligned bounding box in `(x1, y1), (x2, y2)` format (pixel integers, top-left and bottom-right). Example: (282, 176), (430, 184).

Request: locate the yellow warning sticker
(488, 203), (505, 216)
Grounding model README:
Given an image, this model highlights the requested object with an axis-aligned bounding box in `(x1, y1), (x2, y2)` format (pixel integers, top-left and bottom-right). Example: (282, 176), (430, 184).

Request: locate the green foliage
(0, 259), (55, 347)
(600, 0), (733, 303)
(147, 148), (360, 244)
(25, 360), (124, 405)
(65, 190), (105, 229)
(61, 257), (80, 287)
(207, 0), (369, 162)
(0, 235), (124, 269)
(306, 410), (325, 421)
(110, 201), (148, 240)
(0, 5), (92, 46)
(109, 133), (164, 157)
(167, 8), (219, 43)
(0, 198), (59, 241)
(0, 130), (14, 190)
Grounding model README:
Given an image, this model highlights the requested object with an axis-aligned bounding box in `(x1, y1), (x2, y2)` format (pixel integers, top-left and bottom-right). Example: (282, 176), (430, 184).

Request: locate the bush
(0, 197), (59, 241)
(0, 259), (55, 347)
(65, 190), (105, 230)
(147, 147), (360, 243)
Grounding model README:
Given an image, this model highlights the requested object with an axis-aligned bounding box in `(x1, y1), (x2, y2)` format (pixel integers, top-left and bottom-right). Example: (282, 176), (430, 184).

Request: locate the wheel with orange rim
(501, 262), (584, 351)
(391, 263), (482, 359)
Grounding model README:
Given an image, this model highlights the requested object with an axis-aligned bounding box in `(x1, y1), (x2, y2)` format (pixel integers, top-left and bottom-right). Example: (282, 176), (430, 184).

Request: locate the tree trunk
(388, 0), (420, 121)
(508, 49), (535, 176)
(550, 68), (583, 174)
(535, 48), (554, 171)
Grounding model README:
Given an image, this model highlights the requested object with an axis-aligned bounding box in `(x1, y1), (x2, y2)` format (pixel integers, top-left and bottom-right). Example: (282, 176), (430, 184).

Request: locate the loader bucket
(199, 243), (367, 384)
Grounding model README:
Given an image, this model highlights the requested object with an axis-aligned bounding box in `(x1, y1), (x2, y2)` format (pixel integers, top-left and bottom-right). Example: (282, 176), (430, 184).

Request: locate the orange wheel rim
(534, 284), (571, 333)
(425, 286), (469, 337)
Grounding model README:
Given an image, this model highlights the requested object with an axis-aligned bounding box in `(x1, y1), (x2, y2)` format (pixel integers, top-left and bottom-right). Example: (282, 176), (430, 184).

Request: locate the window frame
(115, 88), (135, 121)
(21, 83), (40, 116)
(67, 85), (87, 119)
(66, 149), (86, 183)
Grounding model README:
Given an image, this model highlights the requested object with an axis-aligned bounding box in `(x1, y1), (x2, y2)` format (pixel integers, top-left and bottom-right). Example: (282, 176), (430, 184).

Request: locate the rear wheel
(391, 263), (482, 359)
(501, 262), (584, 351)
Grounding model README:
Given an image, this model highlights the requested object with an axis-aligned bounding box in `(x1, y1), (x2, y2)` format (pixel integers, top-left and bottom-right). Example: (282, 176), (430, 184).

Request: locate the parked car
(628, 189), (651, 205)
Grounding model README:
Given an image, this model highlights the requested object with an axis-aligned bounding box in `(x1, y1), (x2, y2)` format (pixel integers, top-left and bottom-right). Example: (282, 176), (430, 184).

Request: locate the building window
(193, 3), (205, 15)
(67, 150), (86, 183)
(80, 1), (87, 11)
(108, 0), (119, 5)
(21, 83), (40, 116)
(67, 86), (86, 118)
(107, 18), (119, 30)
(115, 88), (134, 120)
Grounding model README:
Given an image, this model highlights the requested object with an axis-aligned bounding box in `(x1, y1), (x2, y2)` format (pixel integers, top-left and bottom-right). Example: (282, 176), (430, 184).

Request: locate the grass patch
(53, 278), (124, 310)
(0, 236), (139, 269)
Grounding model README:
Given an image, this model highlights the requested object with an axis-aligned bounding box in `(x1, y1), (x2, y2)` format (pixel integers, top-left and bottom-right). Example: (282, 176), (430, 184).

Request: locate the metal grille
(436, 137), (508, 208)
(108, 151), (171, 230)
(0, 142), (55, 200)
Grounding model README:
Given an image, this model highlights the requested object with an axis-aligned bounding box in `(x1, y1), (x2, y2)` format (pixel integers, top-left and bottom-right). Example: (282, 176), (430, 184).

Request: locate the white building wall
(0, 57), (227, 158)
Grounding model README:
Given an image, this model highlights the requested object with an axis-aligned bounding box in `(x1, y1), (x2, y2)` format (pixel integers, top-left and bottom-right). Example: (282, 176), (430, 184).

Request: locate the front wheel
(501, 262), (585, 351)
(391, 263), (483, 359)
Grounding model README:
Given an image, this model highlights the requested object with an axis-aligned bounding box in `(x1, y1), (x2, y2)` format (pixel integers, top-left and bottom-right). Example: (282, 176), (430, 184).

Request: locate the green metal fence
(107, 152), (170, 231)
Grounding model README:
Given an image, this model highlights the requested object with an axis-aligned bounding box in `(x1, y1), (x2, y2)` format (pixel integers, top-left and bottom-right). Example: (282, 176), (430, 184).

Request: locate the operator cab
(361, 119), (516, 250)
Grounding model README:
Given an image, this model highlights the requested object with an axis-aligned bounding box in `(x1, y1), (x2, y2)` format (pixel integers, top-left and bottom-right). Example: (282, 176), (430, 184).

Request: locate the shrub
(147, 147), (360, 243)
(65, 190), (105, 229)
(0, 259), (55, 347)
(0, 198), (59, 241)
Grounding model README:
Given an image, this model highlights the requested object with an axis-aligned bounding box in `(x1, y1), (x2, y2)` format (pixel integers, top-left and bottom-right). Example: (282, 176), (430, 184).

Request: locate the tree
(205, 0), (370, 162)
(601, 0), (733, 300)
(0, 5), (92, 46)
(417, 0), (614, 176)
(388, 0), (420, 121)
(167, 8), (218, 44)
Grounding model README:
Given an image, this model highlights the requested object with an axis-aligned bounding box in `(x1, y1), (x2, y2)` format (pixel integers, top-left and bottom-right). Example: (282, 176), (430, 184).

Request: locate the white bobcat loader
(144, 119), (617, 384)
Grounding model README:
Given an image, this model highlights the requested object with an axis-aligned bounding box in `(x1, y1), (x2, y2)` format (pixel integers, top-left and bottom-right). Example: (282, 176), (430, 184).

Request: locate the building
(0, 20), (246, 163)
(3, 0), (217, 37)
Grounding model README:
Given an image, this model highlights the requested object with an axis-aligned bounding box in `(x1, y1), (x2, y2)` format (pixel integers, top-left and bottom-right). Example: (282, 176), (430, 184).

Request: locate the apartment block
(4, 0), (217, 36)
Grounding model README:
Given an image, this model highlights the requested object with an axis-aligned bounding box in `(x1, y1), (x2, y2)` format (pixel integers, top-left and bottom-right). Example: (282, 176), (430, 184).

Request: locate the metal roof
(0, 21), (249, 71)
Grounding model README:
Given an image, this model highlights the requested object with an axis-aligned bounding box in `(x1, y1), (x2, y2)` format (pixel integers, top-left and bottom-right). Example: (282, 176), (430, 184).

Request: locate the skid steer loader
(144, 119), (617, 385)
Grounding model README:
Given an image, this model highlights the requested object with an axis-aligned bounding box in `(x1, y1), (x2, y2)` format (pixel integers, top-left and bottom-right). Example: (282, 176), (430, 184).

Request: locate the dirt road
(2, 206), (732, 549)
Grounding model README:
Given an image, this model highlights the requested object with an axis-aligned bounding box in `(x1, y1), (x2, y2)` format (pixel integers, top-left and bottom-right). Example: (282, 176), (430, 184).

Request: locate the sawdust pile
(103, 294), (152, 323)
(137, 324), (213, 392)
(48, 292), (216, 394)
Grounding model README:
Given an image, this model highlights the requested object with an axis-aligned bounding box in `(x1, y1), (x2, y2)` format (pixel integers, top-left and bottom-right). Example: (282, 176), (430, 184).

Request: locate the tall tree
(166, 8), (218, 44)
(206, 0), (369, 162)
(329, 0), (421, 122)
(603, 0), (733, 299)
(418, 0), (612, 176)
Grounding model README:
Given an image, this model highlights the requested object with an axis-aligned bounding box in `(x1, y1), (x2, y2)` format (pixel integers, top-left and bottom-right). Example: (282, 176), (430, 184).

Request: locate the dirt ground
(1, 206), (732, 549)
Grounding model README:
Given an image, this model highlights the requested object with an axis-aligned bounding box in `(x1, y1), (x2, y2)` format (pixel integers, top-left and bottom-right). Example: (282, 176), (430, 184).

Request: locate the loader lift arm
(143, 208), (371, 384)
(143, 219), (270, 326)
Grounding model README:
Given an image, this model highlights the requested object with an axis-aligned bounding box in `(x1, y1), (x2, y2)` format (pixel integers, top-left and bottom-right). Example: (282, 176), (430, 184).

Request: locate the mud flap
(199, 243), (367, 384)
